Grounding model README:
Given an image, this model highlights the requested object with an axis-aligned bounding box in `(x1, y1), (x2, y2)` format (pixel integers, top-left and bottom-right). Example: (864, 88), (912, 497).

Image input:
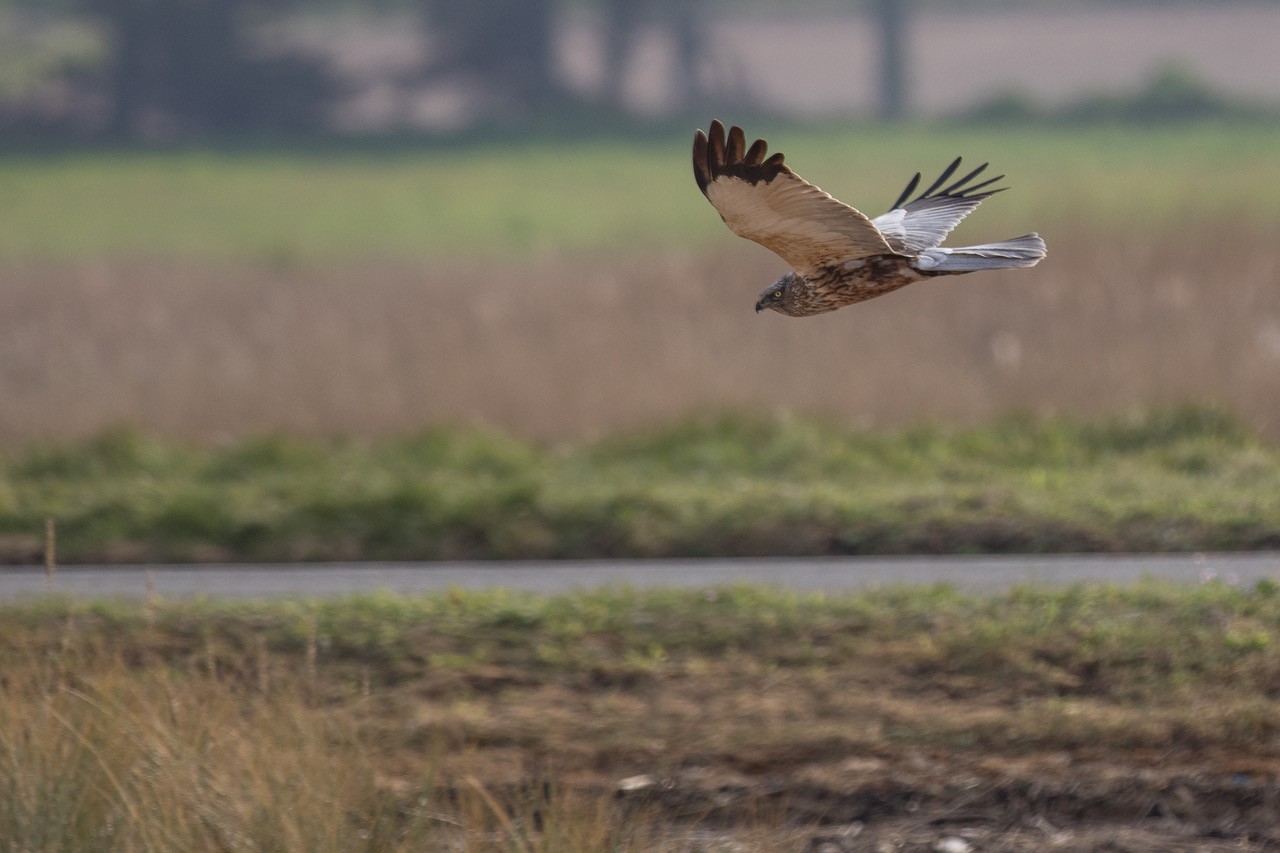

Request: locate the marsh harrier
(692, 120), (1046, 317)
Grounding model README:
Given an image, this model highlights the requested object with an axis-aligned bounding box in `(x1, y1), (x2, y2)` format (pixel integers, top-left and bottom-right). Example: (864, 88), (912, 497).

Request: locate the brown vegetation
(3, 220), (1278, 444)
(6, 585), (1280, 851)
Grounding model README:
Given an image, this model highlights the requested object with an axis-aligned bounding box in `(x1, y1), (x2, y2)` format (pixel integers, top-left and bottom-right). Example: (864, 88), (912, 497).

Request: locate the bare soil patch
(611, 760), (1280, 851)
(394, 659), (1280, 850)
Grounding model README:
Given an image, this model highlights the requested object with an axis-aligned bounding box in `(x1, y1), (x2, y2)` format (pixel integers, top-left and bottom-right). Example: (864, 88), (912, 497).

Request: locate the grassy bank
(3, 408), (1277, 563)
(4, 581), (1280, 850)
(3, 124), (1280, 261)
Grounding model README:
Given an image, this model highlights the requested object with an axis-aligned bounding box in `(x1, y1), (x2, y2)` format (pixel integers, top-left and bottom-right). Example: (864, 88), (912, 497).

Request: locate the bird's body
(692, 120), (1046, 317)
(762, 258), (923, 318)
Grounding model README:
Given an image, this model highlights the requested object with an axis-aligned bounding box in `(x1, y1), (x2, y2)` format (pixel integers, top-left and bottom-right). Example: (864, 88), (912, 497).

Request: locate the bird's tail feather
(917, 233), (1046, 273)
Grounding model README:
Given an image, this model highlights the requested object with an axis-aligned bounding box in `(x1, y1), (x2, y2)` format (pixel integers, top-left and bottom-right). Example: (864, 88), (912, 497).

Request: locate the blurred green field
(3, 123), (1280, 260)
(4, 408), (1277, 563)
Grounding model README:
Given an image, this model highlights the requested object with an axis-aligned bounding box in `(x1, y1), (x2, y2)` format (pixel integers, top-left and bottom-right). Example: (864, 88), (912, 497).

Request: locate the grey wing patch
(871, 157), (1007, 255)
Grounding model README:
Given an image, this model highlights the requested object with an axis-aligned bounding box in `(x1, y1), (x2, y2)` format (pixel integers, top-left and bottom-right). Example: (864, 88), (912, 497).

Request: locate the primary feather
(871, 157), (1007, 254)
(693, 120), (894, 280)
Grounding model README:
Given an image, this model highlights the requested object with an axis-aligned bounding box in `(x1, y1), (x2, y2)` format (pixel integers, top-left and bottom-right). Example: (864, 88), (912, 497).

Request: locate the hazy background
(6, 9), (1280, 845)
(3, 0), (1279, 444)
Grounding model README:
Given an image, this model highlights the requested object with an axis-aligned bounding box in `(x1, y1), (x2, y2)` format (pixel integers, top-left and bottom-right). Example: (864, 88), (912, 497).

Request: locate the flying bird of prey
(692, 120), (1046, 317)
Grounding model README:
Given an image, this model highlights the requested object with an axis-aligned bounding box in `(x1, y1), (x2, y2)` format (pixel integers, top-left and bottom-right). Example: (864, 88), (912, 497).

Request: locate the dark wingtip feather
(940, 162), (988, 196)
(726, 125), (746, 163)
(919, 156), (963, 200)
(692, 128), (711, 193)
(892, 156), (1013, 211)
(692, 120), (789, 190)
(708, 120), (727, 171)
(960, 174), (1006, 196)
(891, 172), (922, 211)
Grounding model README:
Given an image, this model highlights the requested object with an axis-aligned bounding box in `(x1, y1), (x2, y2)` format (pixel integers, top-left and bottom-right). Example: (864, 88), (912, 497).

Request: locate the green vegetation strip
(3, 124), (1280, 260)
(5, 581), (1280, 745)
(3, 408), (1277, 563)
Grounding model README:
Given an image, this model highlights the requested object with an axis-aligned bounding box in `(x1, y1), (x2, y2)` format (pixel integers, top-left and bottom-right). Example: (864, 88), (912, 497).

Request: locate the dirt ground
(602, 753), (1280, 851)
(372, 611), (1280, 851)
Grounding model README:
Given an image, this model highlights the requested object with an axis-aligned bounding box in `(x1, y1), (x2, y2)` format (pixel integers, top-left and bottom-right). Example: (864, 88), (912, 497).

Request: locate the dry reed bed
(2, 219), (1278, 444)
(0, 652), (716, 851)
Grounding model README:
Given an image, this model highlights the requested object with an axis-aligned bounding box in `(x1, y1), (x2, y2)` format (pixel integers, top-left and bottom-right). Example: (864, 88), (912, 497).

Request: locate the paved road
(2, 553), (1278, 601)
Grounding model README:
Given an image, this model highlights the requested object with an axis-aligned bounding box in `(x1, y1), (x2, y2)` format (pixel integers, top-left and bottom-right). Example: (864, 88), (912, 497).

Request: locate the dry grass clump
(1, 220), (1278, 444)
(0, 621), (783, 852)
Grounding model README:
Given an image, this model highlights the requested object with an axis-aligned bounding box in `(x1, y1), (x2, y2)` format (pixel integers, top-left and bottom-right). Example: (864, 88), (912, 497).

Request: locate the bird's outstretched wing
(870, 157), (1006, 254)
(693, 120), (895, 278)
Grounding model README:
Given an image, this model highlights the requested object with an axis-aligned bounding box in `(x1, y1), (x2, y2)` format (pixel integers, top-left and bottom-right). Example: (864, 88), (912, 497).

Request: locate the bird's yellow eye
(772, 291), (782, 298)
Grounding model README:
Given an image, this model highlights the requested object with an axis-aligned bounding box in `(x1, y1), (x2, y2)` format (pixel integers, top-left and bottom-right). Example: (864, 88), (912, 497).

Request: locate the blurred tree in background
(0, 0), (717, 139)
(0, 0), (339, 138)
(0, 0), (1269, 143)
(875, 0), (908, 120)
(405, 0), (710, 125)
(419, 0), (563, 116)
(93, 0), (336, 137)
(599, 0), (705, 113)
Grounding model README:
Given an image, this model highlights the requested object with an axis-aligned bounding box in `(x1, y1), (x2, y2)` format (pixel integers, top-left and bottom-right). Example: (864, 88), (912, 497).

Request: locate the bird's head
(755, 273), (800, 316)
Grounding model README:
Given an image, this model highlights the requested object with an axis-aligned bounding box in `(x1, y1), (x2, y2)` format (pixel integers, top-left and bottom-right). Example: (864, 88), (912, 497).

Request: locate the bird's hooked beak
(754, 298), (766, 313)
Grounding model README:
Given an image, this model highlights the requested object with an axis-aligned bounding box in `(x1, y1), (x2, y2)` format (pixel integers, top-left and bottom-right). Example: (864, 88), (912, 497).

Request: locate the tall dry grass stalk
(2, 220), (1278, 443)
(0, 650), (383, 850)
(0, 631), (804, 852)
(43, 518), (55, 587)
